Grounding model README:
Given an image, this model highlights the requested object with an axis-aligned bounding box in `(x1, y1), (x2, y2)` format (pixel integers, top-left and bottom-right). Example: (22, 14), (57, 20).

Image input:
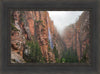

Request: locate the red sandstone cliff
(10, 11), (89, 63)
(62, 11), (89, 61)
(10, 11), (56, 63)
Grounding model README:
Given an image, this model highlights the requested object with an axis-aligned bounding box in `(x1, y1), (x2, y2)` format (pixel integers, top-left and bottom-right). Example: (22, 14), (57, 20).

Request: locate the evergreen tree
(80, 44), (89, 63)
(61, 47), (79, 63)
(53, 45), (59, 59)
(24, 40), (46, 63)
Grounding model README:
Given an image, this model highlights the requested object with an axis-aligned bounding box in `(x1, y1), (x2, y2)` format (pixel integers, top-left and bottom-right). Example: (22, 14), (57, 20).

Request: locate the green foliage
(48, 41), (51, 51)
(80, 44), (89, 63)
(41, 29), (44, 32)
(61, 58), (66, 63)
(53, 46), (59, 59)
(10, 24), (19, 31)
(20, 11), (24, 14)
(40, 57), (46, 63)
(48, 46), (51, 51)
(36, 20), (45, 27)
(61, 47), (79, 63)
(36, 20), (43, 23)
(24, 40), (46, 63)
(10, 13), (19, 31)
(53, 45), (60, 63)
(55, 58), (60, 63)
(19, 14), (24, 22)
(42, 24), (45, 27)
(20, 17), (24, 22)
(10, 15), (14, 24)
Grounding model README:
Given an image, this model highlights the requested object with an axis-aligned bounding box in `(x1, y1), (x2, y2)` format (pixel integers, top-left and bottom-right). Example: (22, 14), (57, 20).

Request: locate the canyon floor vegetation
(10, 11), (90, 64)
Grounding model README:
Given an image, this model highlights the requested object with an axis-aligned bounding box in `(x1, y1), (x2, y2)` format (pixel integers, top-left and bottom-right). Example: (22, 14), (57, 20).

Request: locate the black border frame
(0, 0), (99, 74)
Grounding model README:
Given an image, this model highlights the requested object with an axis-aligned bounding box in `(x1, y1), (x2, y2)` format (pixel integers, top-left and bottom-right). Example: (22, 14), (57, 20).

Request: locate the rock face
(52, 27), (66, 58)
(10, 11), (89, 63)
(62, 11), (89, 61)
(10, 11), (56, 63)
(11, 51), (26, 63)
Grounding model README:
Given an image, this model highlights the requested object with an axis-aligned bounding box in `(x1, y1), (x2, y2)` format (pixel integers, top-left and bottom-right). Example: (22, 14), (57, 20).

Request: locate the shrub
(55, 58), (60, 63)
(53, 45), (59, 59)
(61, 47), (79, 63)
(80, 44), (89, 63)
(19, 13), (24, 22)
(41, 29), (44, 32)
(10, 15), (14, 24)
(10, 24), (19, 31)
(36, 20), (43, 23)
(61, 58), (66, 63)
(24, 40), (46, 63)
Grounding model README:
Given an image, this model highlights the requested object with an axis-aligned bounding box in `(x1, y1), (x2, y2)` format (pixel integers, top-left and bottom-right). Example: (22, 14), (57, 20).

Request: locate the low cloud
(48, 11), (83, 35)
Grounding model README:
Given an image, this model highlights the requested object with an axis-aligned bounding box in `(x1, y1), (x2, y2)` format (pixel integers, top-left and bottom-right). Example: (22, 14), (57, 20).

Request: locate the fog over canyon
(10, 11), (89, 63)
(48, 11), (83, 35)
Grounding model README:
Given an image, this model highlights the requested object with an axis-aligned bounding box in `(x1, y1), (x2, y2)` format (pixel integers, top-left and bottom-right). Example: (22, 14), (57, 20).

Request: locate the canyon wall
(62, 11), (89, 61)
(10, 11), (89, 63)
(10, 11), (56, 63)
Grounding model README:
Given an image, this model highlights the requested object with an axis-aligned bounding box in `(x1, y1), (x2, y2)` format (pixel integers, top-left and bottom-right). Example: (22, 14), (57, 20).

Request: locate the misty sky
(48, 11), (83, 35)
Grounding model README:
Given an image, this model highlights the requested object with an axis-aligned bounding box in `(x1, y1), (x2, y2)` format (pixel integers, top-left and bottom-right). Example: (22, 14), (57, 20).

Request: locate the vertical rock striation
(62, 11), (89, 61)
(10, 11), (89, 63)
(11, 11), (56, 63)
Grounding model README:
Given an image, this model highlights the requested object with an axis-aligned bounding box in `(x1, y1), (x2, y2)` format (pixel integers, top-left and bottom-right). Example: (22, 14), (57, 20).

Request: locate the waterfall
(48, 28), (54, 49)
